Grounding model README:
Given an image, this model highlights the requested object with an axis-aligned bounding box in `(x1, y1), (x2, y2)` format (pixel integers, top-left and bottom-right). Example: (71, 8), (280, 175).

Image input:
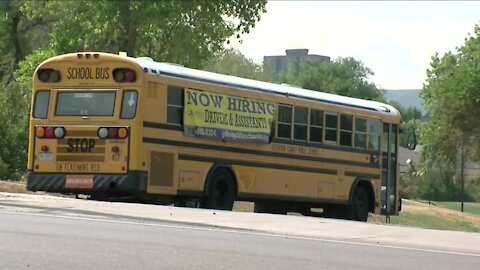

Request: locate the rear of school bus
(27, 52), (146, 197)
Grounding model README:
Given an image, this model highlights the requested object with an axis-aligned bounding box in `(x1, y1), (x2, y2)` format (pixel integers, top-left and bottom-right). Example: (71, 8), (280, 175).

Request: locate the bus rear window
(55, 91), (116, 116)
(33, 91), (50, 119)
(121, 90), (138, 119)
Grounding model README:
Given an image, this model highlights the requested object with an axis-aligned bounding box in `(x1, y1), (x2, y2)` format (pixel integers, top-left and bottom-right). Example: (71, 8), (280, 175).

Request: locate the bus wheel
(202, 168), (236, 210)
(349, 186), (370, 222)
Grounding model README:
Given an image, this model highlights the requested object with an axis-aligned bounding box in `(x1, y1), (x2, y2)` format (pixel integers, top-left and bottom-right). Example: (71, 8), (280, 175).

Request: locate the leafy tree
(0, 0), (267, 180)
(25, 0), (267, 68)
(420, 24), (480, 169)
(388, 100), (422, 122)
(0, 1), (55, 179)
(202, 48), (271, 81)
(388, 100), (422, 149)
(0, 0), (53, 85)
(0, 82), (30, 180)
(279, 57), (385, 101)
(0, 49), (55, 180)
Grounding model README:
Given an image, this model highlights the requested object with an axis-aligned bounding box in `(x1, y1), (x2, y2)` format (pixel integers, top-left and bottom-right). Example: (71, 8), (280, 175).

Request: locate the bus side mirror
(407, 129), (417, 151)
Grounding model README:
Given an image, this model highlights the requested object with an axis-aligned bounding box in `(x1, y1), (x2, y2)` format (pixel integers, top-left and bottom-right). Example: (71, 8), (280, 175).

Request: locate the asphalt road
(1, 206), (479, 270)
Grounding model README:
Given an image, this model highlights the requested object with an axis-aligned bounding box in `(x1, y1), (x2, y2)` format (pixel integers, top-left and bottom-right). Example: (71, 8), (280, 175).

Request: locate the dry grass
(401, 199), (480, 227)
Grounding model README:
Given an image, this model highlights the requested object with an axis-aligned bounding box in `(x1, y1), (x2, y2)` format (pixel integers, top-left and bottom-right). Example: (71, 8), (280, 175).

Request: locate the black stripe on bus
(143, 121), (378, 156)
(271, 137), (378, 155)
(179, 154), (380, 180)
(156, 71), (379, 112)
(142, 137), (379, 168)
(237, 192), (349, 205)
(344, 172), (380, 179)
(178, 154), (337, 175)
(143, 121), (183, 131)
(176, 189), (349, 205)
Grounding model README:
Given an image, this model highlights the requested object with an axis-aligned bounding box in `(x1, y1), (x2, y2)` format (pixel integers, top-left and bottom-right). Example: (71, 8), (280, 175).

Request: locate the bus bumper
(26, 171), (148, 194)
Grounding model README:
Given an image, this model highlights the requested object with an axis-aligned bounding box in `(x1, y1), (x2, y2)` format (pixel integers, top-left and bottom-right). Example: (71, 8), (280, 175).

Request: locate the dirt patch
(233, 201), (254, 212)
(0, 180), (29, 194)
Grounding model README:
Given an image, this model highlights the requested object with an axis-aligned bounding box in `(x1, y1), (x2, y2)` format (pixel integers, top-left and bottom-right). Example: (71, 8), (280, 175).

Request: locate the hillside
(384, 89), (424, 114)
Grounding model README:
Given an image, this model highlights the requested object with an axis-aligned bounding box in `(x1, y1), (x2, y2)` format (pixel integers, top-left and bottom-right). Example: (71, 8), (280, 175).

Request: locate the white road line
(1, 208), (480, 258)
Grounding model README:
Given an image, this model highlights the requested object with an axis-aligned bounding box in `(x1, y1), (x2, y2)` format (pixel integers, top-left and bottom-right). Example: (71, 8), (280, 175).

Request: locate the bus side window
(309, 109), (323, 143)
(324, 112), (338, 145)
(354, 117), (367, 149)
(120, 90), (138, 119)
(277, 104), (292, 139)
(167, 85), (184, 125)
(368, 118), (381, 151)
(293, 106), (307, 141)
(340, 114), (353, 147)
(33, 90), (50, 119)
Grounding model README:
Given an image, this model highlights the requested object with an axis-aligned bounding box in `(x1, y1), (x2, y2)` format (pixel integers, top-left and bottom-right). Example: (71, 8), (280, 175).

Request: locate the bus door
(381, 123), (398, 215)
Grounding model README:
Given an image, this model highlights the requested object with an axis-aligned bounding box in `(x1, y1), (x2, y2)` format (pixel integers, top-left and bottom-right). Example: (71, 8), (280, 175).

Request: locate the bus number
(112, 153), (120, 161)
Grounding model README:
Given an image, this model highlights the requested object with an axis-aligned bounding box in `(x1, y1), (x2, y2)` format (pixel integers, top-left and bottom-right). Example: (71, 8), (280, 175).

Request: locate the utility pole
(460, 139), (465, 213)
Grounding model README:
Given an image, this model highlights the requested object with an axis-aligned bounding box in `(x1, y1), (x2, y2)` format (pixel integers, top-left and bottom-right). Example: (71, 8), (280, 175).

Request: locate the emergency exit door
(381, 123), (398, 215)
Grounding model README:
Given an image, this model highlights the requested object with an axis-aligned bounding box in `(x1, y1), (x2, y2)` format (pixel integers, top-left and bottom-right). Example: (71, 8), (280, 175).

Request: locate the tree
(0, 49), (55, 180)
(0, 0), (54, 86)
(420, 24), (480, 169)
(0, 1), (55, 179)
(388, 100), (422, 122)
(279, 57), (384, 101)
(202, 48), (271, 81)
(387, 100), (422, 149)
(26, 0), (267, 68)
(0, 0), (267, 180)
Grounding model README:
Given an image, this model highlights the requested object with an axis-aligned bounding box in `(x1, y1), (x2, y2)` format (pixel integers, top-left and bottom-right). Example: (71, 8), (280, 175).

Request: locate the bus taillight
(37, 69), (61, 83)
(54, 127), (66, 139)
(36, 126), (66, 139)
(113, 68), (136, 82)
(108, 128), (118, 138)
(44, 127), (54, 138)
(118, 128), (128, 139)
(36, 127), (45, 138)
(97, 127), (128, 139)
(98, 127), (108, 139)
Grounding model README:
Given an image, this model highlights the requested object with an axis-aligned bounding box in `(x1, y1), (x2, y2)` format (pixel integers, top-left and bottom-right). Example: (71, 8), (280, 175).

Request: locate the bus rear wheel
(201, 168), (236, 210)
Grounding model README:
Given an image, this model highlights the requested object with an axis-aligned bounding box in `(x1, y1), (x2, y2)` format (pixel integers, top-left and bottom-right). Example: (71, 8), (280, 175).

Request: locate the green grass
(370, 211), (480, 232)
(434, 201), (480, 216)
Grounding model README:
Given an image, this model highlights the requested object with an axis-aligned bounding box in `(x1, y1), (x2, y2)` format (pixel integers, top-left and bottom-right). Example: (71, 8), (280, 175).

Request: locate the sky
(229, 1), (480, 90)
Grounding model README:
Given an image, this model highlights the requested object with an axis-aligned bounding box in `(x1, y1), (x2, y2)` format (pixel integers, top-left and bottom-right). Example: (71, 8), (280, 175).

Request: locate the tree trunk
(118, 0), (137, 56)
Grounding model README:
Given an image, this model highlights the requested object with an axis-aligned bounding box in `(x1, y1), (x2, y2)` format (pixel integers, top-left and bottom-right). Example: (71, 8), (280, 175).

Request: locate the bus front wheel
(349, 186), (370, 222)
(201, 168), (236, 210)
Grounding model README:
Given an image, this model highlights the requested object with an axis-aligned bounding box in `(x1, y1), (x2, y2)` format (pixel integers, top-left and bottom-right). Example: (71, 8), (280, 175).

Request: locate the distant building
(263, 49), (330, 82)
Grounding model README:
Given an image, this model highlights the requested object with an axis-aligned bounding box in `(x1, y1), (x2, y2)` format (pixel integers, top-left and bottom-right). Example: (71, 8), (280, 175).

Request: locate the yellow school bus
(27, 52), (402, 221)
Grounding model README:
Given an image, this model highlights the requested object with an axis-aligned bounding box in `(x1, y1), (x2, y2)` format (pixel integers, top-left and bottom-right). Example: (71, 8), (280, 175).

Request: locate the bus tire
(349, 186), (370, 222)
(201, 168), (236, 210)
